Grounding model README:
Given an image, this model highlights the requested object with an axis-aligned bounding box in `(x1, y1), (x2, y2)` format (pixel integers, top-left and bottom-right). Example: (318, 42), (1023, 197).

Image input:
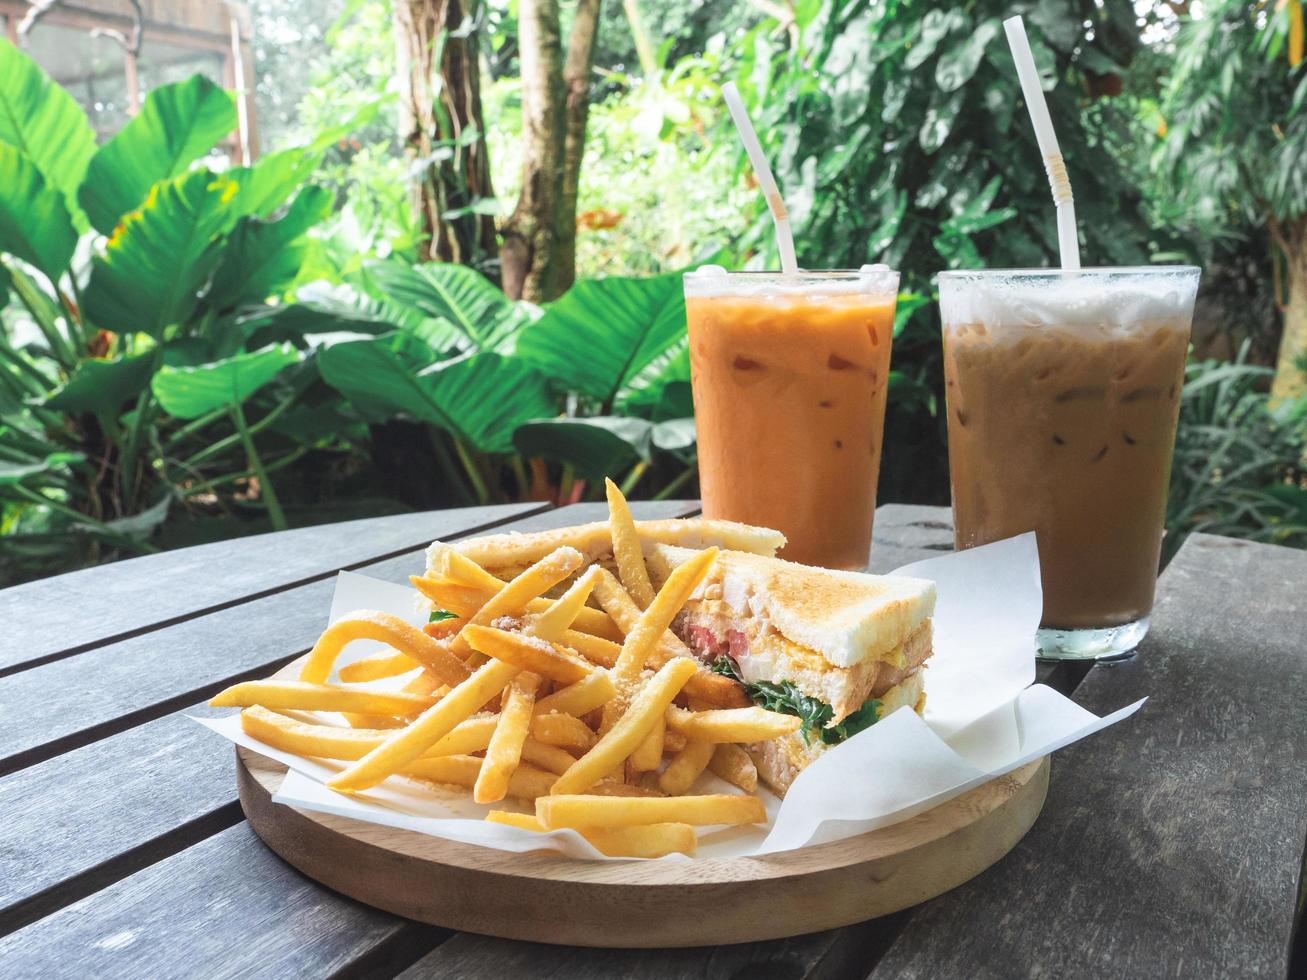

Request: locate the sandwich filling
(677, 607), (931, 745)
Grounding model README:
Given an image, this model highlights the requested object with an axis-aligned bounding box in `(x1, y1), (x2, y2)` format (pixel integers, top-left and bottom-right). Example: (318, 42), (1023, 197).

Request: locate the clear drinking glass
(683, 265), (901, 569)
(938, 267), (1200, 660)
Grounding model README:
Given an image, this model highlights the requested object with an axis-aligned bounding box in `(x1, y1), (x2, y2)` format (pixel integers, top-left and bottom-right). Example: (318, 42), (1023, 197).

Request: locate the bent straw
(1003, 16), (1081, 271)
(721, 81), (798, 274)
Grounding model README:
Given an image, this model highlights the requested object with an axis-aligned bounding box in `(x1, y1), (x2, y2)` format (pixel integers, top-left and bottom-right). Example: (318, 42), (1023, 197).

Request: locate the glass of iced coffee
(939, 267), (1200, 660)
(683, 265), (900, 569)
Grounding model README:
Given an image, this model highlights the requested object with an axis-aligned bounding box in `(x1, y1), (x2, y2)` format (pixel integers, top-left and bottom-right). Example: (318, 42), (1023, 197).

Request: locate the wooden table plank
(0, 822), (445, 979)
(0, 503), (699, 957)
(0, 503), (547, 676)
(0, 501), (695, 775)
(869, 533), (1307, 979)
(400, 918), (911, 980)
(0, 705), (239, 935)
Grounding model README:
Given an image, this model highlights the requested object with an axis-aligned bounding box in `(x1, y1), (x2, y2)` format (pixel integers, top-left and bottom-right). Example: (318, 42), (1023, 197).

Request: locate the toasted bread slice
(746, 671), (927, 796)
(647, 544), (936, 668)
(434, 518), (785, 580)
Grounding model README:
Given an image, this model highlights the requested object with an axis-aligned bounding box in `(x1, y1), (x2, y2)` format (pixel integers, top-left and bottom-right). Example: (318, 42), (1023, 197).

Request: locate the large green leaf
(0, 262), (9, 310)
(0, 144), (77, 282)
(225, 145), (326, 220)
(362, 261), (533, 353)
(319, 340), (554, 453)
(82, 169), (237, 337)
(205, 186), (334, 312)
(514, 271), (687, 406)
(0, 450), (85, 486)
(0, 40), (96, 221)
(151, 343), (298, 419)
(79, 75), (237, 235)
(513, 417), (654, 480)
(45, 350), (156, 418)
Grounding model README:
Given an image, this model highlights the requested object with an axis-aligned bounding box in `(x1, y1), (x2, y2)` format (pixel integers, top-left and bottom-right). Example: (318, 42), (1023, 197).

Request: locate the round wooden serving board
(236, 743), (1048, 947)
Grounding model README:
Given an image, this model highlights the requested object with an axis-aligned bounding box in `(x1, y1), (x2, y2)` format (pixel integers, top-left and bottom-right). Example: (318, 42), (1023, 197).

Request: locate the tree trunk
(557, 0), (602, 294)
(393, 0), (498, 271)
(1270, 220), (1307, 406)
(501, 0), (602, 301)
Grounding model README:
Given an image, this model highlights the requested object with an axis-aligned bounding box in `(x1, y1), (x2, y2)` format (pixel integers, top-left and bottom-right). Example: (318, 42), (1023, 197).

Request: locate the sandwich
(645, 544), (934, 794)
(436, 518), (935, 796)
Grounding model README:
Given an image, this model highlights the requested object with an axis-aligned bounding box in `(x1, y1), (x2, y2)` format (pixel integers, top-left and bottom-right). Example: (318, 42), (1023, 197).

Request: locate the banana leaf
(514, 270), (687, 407)
(0, 144), (77, 284)
(319, 337), (554, 453)
(151, 344), (298, 419)
(361, 260), (533, 353)
(45, 350), (156, 419)
(513, 416), (656, 480)
(79, 76), (237, 236)
(82, 170), (237, 338)
(0, 40), (97, 224)
(205, 185), (334, 312)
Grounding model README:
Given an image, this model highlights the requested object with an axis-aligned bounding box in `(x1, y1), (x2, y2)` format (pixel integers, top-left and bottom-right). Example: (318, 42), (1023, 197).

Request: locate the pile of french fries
(210, 480), (801, 859)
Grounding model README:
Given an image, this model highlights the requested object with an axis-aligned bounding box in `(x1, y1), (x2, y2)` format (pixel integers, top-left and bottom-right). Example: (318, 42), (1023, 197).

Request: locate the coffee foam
(682, 264), (900, 299)
(939, 270), (1198, 337)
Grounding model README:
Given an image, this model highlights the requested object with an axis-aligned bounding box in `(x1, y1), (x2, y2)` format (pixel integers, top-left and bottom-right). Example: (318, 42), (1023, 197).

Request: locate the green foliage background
(1, 0), (1304, 587)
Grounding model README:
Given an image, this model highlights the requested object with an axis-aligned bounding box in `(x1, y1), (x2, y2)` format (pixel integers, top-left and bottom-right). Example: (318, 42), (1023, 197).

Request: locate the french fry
(605, 477), (655, 609)
(533, 670), (617, 718)
(531, 712), (598, 751)
(558, 629), (621, 667)
(403, 672), (447, 697)
(666, 704), (802, 743)
(485, 810), (545, 832)
(405, 755), (556, 801)
(423, 617), (465, 638)
(591, 567), (750, 709)
(537, 793), (766, 830)
(300, 611), (471, 687)
(520, 737), (579, 775)
(239, 706), (498, 760)
(663, 729), (688, 753)
(337, 649), (419, 683)
(608, 550), (717, 685)
(658, 738), (716, 795)
(597, 549), (717, 734)
(475, 672), (541, 804)
(551, 657), (698, 795)
(584, 823), (697, 858)
(708, 743), (758, 793)
(342, 712), (405, 730)
(209, 680), (437, 716)
(419, 551), (621, 640)
(590, 780), (666, 798)
(628, 713), (665, 772)
(531, 565), (602, 638)
(485, 810), (696, 857)
(328, 658), (521, 792)
(425, 546), (584, 660)
(462, 625), (595, 684)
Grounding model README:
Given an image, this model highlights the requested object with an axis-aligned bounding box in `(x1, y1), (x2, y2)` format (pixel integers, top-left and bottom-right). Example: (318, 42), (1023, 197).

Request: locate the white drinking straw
(721, 81), (799, 274)
(1003, 16), (1081, 271)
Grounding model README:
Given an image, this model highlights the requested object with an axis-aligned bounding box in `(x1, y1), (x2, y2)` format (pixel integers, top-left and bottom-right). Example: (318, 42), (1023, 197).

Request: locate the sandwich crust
(436, 518), (785, 580)
(647, 544), (936, 668)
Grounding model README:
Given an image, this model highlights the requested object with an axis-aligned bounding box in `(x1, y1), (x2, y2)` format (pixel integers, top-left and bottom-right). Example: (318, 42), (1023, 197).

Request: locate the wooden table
(1, 501), (1304, 978)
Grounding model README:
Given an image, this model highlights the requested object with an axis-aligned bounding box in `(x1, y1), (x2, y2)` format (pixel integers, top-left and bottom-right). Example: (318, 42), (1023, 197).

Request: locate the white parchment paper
(195, 532), (1145, 860)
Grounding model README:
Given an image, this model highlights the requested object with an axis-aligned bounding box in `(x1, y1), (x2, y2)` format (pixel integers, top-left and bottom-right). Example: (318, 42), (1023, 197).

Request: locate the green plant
(1166, 347), (1307, 565)
(315, 257), (699, 506)
(0, 41), (343, 582)
(1151, 0), (1307, 404)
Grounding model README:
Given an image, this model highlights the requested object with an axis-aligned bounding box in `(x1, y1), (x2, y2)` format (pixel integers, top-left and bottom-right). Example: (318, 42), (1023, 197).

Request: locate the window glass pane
(24, 23), (130, 141)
